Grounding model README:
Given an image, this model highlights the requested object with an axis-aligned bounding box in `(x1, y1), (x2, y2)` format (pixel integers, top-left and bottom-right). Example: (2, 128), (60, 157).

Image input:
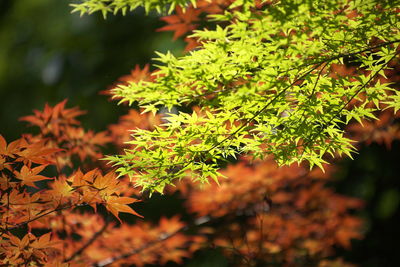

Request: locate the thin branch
(256, 213), (264, 259)
(92, 164), (311, 266)
(64, 215), (110, 263)
(203, 41), (400, 160)
(207, 39), (400, 153)
(2, 203), (88, 232)
(294, 39), (400, 75)
(205, 62), (325, 153)
(301, 48), (400, 158)
(110, 40), (400, 191)
(226, 229), (252, 266)
(293, 61), (330, 135)
(120, 39), (400, 105)
(92, 216), (211, 267)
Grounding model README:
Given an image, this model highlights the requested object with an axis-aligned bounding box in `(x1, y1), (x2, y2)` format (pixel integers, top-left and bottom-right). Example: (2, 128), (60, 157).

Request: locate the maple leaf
(105, 196), (142, 222)
(89, 131), (112, 147)
(71, 169), (103, 210)
(346, 110), (400, 149)
(20, 100), (86, 136)
(108, 109), (161, 149)
(158, 216), (185, 234)
(1, 190), (28, 207)
(15, 141), (61, 166)
(335, 228), (362, 249)
(4, 232), (59, 264)
(30, 232), (59, 250)
(14, 164), (53, 188)
(0, 155), (11, 171)
(160, 248), (190, 265)
(157, 6), (201, 40)
(8, 232), (31, 249)
(68, 168), (87, 188)
(92, 171), (120, 197)
(183, 36), (201, 51)
(19, 100), (111, 170)
(81, 168), (100, 184)
(0, 135), (22, 157)
(118, 64), (152, 84)
(49, 177), (74, 200)
(157, 0), (230, 51)
(102, 65), (153, 99)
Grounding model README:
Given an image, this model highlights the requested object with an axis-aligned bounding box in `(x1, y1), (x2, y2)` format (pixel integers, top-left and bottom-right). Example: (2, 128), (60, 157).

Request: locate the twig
(92, 216), (211, 267)
(123, 40), (400, 105)
(64, 215), (110, 262)
(300, 48), (400, 158)
(205, 62), (325, 153)
(206, 39), (400, 154)
(1, 203), (88, 233)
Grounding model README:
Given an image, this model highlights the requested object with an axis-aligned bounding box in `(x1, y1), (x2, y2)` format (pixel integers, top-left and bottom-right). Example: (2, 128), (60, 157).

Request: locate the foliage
(1, 67), (399, 266)
(1, 99), (380, 266)
(1, 0), (400, 266)
(0, 104), (140, 265)
(74, 0), (400, 193)
(71, 0), (197, 16)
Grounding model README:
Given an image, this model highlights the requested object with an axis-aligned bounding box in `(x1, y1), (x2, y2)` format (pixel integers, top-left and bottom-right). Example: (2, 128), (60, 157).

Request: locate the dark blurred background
(0, 0), (399, 266)
(0, 0), (184, 141)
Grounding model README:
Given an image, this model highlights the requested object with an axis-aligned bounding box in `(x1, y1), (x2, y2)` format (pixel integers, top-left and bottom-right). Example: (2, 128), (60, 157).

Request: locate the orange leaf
(49, 178), (74, 199)
(69, 169), (87, 188)
(14, 164), (53, 188)
(82, 168), (99, 184)
(157, 6), (201, 40)
(8, 233), (31, 249)
(0, 135), (22, 157)
(16, 141), (61, 165)
(105, 196), (142, 222)
(92, 172), (119, 196)
(31, 232), (58, 249)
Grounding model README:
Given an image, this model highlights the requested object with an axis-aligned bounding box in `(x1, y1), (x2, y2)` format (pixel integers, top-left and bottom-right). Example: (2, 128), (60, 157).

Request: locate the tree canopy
(74, 0), (400, 193)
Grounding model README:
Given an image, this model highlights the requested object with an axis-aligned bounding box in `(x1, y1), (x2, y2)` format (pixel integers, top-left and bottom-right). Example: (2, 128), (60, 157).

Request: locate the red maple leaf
(157, 6), (202, 40)
(0, 135), (22, 157)
(14, 164), (53, 188)
(105, 196), (142, 222)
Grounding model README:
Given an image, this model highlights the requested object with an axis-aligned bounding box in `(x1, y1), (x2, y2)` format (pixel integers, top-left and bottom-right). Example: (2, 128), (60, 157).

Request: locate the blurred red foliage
(2, 62), (398, 265)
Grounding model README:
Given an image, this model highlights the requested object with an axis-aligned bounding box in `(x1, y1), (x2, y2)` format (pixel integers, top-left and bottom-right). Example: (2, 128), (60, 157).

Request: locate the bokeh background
(0, 0), (185, 141)
(0, 0), (399, 266)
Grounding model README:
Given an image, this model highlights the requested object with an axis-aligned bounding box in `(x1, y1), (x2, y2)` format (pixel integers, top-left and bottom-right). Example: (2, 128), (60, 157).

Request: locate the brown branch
(91, 171), (299, 267)
(1, 203), (88, 233)
(92, 216), (211, 267)
(64, 215), (110, 263)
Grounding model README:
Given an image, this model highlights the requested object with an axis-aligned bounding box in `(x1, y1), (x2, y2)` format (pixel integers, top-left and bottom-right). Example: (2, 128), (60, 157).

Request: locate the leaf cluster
(105, 0), (400, 193)
(1, 71), (399, 266)
(71, 0), (197, 17)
